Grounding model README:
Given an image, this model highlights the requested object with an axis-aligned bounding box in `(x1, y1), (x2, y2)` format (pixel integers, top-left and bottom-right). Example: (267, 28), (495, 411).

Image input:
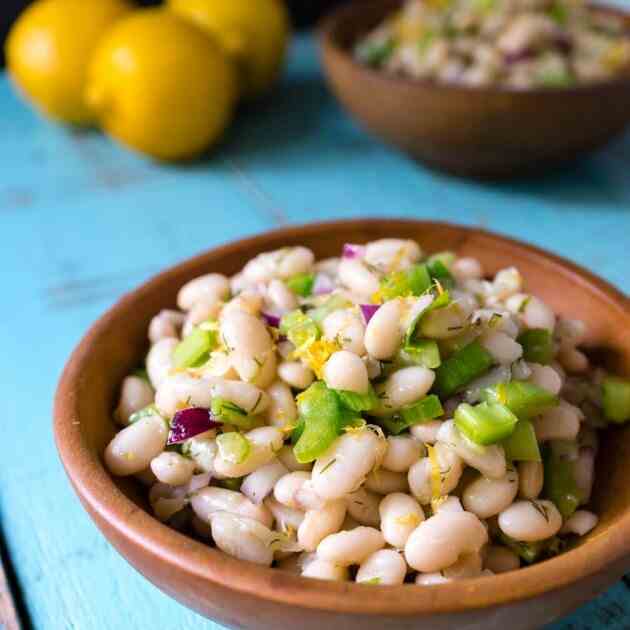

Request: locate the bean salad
(105, 239), (630, 584)
(355, 0), (630, 89)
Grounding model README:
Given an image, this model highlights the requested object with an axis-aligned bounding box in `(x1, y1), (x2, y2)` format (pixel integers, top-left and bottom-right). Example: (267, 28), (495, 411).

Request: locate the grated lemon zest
(426, 444), (443, 502)
(394, 513), (422, 527)
(291, 338), (340, 379)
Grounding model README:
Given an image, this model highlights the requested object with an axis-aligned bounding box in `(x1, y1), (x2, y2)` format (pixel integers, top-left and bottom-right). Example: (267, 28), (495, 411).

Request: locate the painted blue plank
(0, 32), (628, 630)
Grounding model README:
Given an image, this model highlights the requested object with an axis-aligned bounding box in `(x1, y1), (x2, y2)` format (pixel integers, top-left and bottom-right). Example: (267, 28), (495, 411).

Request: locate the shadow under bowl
(319, 0), (630, 179)
(54, 219), (630, 630)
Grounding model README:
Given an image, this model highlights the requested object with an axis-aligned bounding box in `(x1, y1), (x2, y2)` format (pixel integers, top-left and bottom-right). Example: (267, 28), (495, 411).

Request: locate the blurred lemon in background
(5, 0), (132, 125)
(168, 0), (290, 99)
(85, 9), (238, 161)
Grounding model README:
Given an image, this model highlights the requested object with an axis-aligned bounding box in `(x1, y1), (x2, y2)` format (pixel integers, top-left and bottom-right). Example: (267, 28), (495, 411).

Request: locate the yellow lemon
(85, 9), (238, 161)
(168, 0), (290, 99)
(5, 0), (132, 125)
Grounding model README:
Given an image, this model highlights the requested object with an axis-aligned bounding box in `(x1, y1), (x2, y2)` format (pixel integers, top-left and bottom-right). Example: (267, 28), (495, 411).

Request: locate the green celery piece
(405, 290), (451, 345)
(401, 339), (441, 369)
(216, 432), (251, 464)
(517, 329), (554, 365)
(433, 340), (494, 398)
(379, 264), (432, 301)
(548, 1), (568, 24)
(211, 398), (256, 430)
(356, 37), (395, 67)
(482, 381), (558, 420)
(129, 404), (160, 424)
(544, 449), (582, 519)
(218, 477), (243, 491)
(336, 385), (378, 413)
(454, 401), (518, 446)
(538, 68), (575, 88)
(132, 367), (150, 382)
(602, 377), (630, 423)
(426, 251), (455, 269)
(172, 327), (217, 369)
(291, 417), (305, 445)
(418, 30), (435, 54)
(307, 294), (351, 326)
(499, 533), (547, 564)
(427, 259), (455, 289)
(294, 382), (342, 463)
(503, 420), (541, 462)
(286, 273), (315, 297)
(280, 310), (320, 349)
(379, 395), (444, 435)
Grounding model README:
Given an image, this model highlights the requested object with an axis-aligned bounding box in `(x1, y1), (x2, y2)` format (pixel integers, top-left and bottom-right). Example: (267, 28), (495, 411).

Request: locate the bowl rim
(318, 0), (630, 99)
(54, 218), (630, 617)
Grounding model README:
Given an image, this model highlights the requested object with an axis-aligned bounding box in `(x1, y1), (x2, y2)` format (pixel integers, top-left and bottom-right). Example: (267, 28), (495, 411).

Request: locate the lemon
(85, 9), (238, 161)
(168, 0), (290, 99)
(5, 0), (132, 125)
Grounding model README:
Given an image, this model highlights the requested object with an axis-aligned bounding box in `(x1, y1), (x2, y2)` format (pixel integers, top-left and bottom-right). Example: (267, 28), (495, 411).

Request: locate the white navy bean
(479, 330), (523, 365)
(561, 510), (598, 536)
(294, 479), (328, 511)
(312, 429), (386, 500)
(498, 500), (562, 542)
(338, 258), (380, 297)
(492, 267), (522, 300)
(221, 290), (264, 319)
(381, 366), (435, 409)
(115, 375), (154, 426)
(484, 545), (520, 573)
(356, 549), (407, 585)
(323, 308), (367, 356)
(573, 448), (595, 504)
(317, 527), (385, 567)
(518, 461), (544, 499)
(241, 459), (289, 505)
(364, 299), (403, 359)
(191, 487), (273, 528)
(324, 350), (369, 394)
(434, 496), (464, 514)
(382, 436), (424, 473)
(379, 492), (424, 549)
(408, 443), (463, 504)
(149, 309), (184, 343)
(528, 363), (563, 395)
(220, 309), (272, 357)
(178, 273), (230, 311)
(264, 497), (305, 532)
(415, 572), (450, 585)
(274, 471), (311, 509)
(410, 420), (443, 444)
(405, 511), (488, 573)
(267, 279), (298, 312)
(146, 337), (178, 388)
(213, 427), (283, 478)
(278, 246), (315, 279)
(150, 451), (195, 486)
(419, 302), (470, 340)
(155, 373), (214, 418)
(523, 296), (556, 332)
(105, 413), (168, 476)
(364, 238), (421, 273)
(442, 552), (483, 579)
(210, 512), (274, 566)
(462, 468), (519, 518)
(437, 420), (506, 479)
(183, 434), (217, 474)
(277, 361), (314, 390)
(211, 379), (269, 414)
(182, 301), (221, 338)
(365, 469), (409, 495)
(534, 401), (582, 442)
(302, 558), (348, 582)
(346, 488), (381, 527)
(558, 347), (589, 374)
(298, 499), (347, 552)
(451, 257), (483, 281)
(265, 381), (297, 428)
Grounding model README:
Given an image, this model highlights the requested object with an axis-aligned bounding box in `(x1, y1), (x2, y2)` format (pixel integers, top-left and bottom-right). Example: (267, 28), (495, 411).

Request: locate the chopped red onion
(167, 407), (221, 445)
(504, 48), (535, 64)
(360, 304), (380, 324)
(313, 273), (334, 295)
(342, 243), (366, 259)
(262, 312), (281, 328)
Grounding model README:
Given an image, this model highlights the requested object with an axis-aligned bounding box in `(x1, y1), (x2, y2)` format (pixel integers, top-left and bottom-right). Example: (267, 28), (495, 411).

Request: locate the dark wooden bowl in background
(54, 220), (630, 630)
(319, 0), (630, 178)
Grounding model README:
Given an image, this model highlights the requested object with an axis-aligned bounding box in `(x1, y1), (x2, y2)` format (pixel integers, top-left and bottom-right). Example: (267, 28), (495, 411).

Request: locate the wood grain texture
(0, 32), (630, 630)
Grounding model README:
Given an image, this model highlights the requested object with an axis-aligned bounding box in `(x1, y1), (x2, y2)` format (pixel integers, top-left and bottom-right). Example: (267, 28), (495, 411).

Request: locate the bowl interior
(55, 219), (630, 616)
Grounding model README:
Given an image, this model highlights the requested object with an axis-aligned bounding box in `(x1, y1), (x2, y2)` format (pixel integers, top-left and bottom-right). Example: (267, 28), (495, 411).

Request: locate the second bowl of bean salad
(320, 0), (630, 177)
(55, 220), (630, 630)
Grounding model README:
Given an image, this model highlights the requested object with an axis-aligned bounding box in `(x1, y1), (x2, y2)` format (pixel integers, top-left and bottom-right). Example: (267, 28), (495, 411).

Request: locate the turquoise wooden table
(2, 32), (630, 630)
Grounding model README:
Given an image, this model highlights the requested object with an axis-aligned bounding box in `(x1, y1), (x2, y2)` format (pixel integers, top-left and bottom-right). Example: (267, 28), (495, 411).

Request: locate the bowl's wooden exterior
(319, 0), (630, 178)
(54, 220), (630, 630)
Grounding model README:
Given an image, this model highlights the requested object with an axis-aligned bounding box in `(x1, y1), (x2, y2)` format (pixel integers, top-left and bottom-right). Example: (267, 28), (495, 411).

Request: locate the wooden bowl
(319, 0), (630, 178)
(54, 219), (630, 630)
